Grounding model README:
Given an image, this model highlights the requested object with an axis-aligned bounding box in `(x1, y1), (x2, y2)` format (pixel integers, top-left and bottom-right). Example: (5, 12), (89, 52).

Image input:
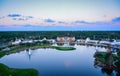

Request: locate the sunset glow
(0, 0), (120, 31)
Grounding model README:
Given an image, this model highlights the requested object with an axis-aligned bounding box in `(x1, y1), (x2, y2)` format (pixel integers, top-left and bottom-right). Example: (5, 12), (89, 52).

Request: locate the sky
(0, 0), (120, 31)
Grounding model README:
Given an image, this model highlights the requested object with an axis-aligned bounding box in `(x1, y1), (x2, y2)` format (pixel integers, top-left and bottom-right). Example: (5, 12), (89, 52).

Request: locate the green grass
(99, 52), (107, 56)
(0, 46), (29, 58)
(0, 63), (38, 76)
(0, 51), (7, 58)
(54, 46), (76, 51)
(97, 57), (106, 62)
(94, 52), (108, 63)
(94, 51), (120, 68)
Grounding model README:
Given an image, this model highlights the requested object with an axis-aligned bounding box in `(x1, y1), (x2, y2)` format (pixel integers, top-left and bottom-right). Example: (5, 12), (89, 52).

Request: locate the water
(0, 45), (117, 76)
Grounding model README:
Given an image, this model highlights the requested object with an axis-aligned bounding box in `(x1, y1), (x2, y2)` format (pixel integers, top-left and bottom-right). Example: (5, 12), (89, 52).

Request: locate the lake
(0, 45), (117, 76)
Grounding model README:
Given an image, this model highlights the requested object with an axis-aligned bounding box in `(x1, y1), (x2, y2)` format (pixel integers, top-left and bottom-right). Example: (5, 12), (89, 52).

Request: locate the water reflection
(0, 45), (119, 76)
(64, 61), (74, 68)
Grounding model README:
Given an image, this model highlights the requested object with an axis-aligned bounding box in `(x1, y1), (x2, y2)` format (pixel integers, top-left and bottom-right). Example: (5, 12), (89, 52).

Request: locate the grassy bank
(0, 44), (51, 58)
(0, 44), (76, 58)
(94, 51), (120, 68)
(0, 63), (38, 76)
(54, 46), (76, 51)
(94, 52), (108, 62)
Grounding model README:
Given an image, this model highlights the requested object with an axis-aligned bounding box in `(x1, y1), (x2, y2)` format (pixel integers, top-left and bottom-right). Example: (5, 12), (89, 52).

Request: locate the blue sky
(0, 0), (120, 31)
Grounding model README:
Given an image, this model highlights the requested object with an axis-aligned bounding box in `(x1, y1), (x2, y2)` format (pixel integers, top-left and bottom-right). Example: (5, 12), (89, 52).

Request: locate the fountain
(26, 49), (32, 60)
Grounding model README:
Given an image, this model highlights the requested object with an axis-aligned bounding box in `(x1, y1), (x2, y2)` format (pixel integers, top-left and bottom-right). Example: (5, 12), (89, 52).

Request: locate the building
(47, 39), (56, 44)
(85, 37), (98, 44)
(76, 39), (85, 43)
(111, 39), (120, 46)
(99, 41), (110, 45)
(67, 37), (75, 42)
(12, 39), (21, 45)
(21, 40), (33, 44)
(57, 37), (75, 42)
(57, 37), (65, 42)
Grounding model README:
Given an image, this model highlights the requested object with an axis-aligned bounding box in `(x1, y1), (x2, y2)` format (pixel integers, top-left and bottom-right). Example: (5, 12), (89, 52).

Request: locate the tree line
(0, 31), (120, 43)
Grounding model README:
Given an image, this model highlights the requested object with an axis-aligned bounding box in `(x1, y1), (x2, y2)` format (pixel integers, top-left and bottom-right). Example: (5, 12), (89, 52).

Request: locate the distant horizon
(0, 29), (120, 31)
(0, 0), (120, 31)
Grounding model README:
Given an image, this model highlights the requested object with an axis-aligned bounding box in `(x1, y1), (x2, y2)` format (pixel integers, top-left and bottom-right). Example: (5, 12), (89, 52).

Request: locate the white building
(12, 39), (21, 45)
(48, 39), (56, 43)
(85, 37), (98, 44)
(76, 39), (85, 43)
(99, 41), (110, 45)
(21, 40), (33, 44)
(111, 40), (120, 46)
(42, 37), (47, 41)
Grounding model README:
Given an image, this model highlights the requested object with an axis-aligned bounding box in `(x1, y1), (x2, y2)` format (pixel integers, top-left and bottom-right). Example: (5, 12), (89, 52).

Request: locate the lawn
(54, 46), (76, 51)
(0, 63), (38, 76)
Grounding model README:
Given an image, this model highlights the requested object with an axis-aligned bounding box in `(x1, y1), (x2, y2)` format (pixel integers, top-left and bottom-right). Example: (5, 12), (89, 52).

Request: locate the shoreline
(0, 44), (76, 76)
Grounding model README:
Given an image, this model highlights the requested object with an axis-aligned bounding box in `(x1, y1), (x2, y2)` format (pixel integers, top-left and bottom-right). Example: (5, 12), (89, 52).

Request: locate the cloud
(112, 17), (120, 22)
(0, 16), (5, 19)
(18, 18), (28, 21)
(8, 14), (21, 17)
(74, 20), (89, 24)
(111, 17), (120, 26)
(58, 21), (66, 24)
(12, 17), (27, 21)
(71, 20), (91, 26)
(12, 18), (17, 20)
(44, 19), (55, 23)
(27, 16), (33, 18)
(10, 15), (33, 21)
(0, 14), (120, 31)
(103, 15), (107, 18)
(6, 14), (34, 21)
